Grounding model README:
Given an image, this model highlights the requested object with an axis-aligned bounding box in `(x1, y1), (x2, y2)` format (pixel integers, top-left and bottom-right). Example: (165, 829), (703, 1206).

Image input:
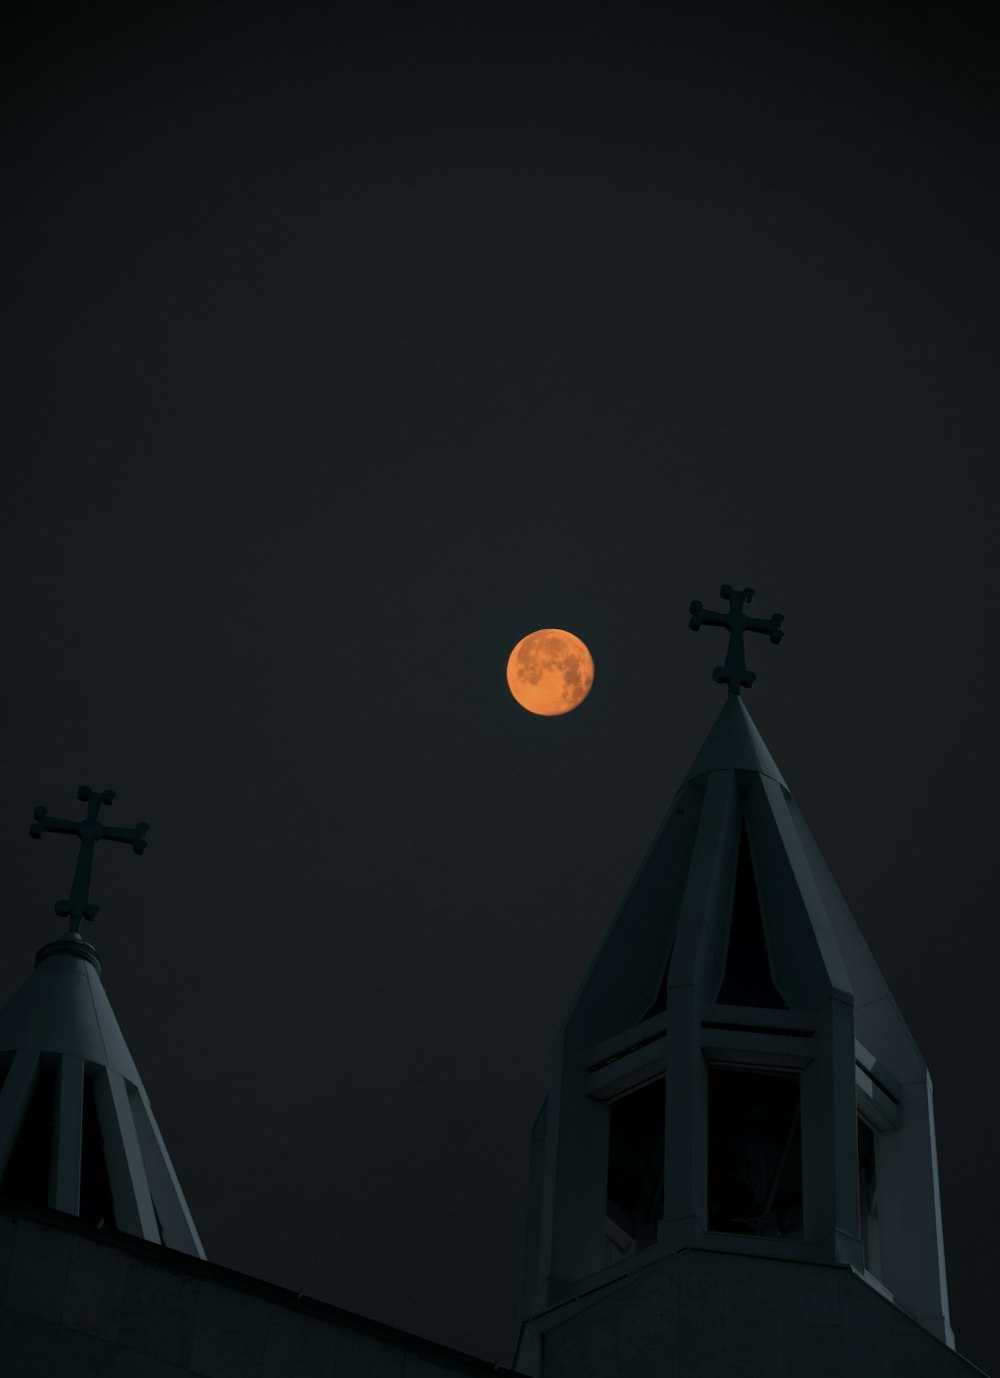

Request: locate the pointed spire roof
(681, 695), (788, 791)
(0, 929), (205, 1257)
(681, 583), (789, 788)
(0, 785), (203, 1257)
(0, 933), (141, 1080)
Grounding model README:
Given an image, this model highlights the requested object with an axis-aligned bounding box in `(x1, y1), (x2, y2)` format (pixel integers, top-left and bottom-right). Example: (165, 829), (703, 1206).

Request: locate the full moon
(506, 628), (594, 716)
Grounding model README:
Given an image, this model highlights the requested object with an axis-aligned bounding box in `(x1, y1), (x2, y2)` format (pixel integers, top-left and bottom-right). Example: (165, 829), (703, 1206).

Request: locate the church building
(0, 587), (987, 1376)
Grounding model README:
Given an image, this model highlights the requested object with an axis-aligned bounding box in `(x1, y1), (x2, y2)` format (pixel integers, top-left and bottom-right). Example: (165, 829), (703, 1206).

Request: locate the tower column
(800, 993), (863, 1267)
(538, 1040), (608, 1302)
(660, 982), (706, 1252)
(50, 1054), (84, 1214)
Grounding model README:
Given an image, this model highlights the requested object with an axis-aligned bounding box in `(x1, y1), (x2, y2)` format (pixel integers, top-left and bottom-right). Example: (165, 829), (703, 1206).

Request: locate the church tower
(516, 588), (977, 1376)
(0, 786), (204, 1256)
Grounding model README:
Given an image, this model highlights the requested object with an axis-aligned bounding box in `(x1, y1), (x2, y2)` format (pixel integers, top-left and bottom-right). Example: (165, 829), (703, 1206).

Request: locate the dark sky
(2, 1), (998, 1371)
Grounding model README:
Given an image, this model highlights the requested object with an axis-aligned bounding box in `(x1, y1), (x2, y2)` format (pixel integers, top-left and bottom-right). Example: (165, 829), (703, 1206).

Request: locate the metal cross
(29, 786), (149, 933)
(688, 585), (784, 695)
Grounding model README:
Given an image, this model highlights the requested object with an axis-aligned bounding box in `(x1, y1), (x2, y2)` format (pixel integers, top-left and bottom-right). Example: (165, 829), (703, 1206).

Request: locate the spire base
(34, 930), (103, 974)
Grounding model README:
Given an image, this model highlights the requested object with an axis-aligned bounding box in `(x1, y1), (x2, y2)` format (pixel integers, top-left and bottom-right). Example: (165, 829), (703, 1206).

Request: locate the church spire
(0, 787), (204, 1257)
(517, 587), (960, 1374)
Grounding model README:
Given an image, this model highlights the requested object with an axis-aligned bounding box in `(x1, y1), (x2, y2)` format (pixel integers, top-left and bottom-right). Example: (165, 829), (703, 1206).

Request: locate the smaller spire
(689, 584), (784, 694)
(29, 786), (149, 934)
(0, 786), (203, 1256)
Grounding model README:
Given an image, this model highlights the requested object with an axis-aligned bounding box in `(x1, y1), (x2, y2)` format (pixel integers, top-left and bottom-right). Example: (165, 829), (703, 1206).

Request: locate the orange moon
(506, 629), (594, 716)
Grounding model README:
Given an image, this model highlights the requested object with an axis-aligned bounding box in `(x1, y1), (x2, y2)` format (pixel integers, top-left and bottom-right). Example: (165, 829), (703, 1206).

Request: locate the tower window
(707, 1066), (802, 1239)
(858, 1116), (881, 1277)
(80, 1075), (116, 1231)
(0, 1062), (55, 1207)
(605, 1077), (665, 1262)
(717, 821), (787, 1009)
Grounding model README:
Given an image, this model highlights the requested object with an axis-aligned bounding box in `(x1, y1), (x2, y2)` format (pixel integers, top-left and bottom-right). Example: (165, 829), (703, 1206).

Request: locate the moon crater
(506, 629), (594, 716)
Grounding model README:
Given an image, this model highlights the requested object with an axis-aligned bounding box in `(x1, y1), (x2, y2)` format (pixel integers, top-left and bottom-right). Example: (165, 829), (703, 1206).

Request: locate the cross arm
(30, 810), (82, 839)
(743, 612), (785, 644)
(689, 601), (732, 631)
(100, 823), (150, 853)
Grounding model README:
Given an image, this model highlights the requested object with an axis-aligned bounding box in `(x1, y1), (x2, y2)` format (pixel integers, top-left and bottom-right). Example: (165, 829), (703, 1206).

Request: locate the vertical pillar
(800, 993), (862, 1268)
(540, 1039), (608, 1298)
(50, 1055), (84, 1214)
(660, 770), (736, 1251)
(659, 983), (705, 1251)
(520, 1099), (548, 1318)
(92, 1068), (160, 1242)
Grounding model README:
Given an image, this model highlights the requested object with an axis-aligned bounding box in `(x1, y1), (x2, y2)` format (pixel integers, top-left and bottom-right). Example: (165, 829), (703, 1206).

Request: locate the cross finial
(688, 584), (784, 695)
(29, 785), (149, 934)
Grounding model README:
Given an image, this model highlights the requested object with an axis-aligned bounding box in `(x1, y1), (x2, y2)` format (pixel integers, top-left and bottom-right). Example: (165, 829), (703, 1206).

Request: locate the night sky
(3, 3), (998, 1373)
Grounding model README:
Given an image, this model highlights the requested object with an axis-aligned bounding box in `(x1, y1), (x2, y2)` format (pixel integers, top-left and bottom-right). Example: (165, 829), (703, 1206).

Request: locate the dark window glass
(707, 1067), (802, 1239)
(0, 1063), (55, 1206)
(717, 821), (787, 1009)
(80, 1076), (116, 1231)
(858, 1117), (881, 1276)
(606, 1078), (665, 1262)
